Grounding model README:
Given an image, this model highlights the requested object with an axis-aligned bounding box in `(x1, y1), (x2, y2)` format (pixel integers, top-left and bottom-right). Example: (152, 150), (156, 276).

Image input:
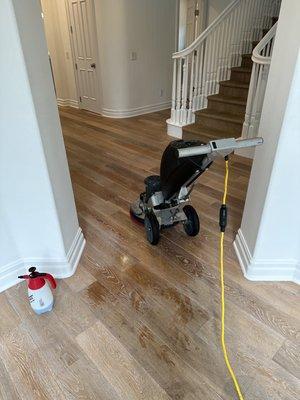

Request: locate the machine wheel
(183, 205), (200, 237)
(144, 212), (160, 245)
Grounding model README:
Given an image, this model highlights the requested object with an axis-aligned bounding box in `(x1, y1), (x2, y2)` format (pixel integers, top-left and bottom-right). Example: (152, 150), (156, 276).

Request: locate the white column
(0, 0), (85, 292)
(234, 0), (300, 283)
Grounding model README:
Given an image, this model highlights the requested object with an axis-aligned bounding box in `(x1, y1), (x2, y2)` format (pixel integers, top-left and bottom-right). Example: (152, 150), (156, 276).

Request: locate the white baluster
(188, 52), (195, 123)
(175, 58), (182, 125)
(181, 57), (189, 125)
(242, 63), (258, 138)
(170, 59), (177, 123)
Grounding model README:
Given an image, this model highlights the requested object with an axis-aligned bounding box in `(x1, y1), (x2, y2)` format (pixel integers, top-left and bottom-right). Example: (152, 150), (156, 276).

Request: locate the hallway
(0, 108), (298, 400)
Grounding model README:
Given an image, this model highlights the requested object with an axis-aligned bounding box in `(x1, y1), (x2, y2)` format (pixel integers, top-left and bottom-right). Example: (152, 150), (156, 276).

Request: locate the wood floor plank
(76, 320), (172, 400)
(273, 339), (300, 380)
(0, 325), (66, 400)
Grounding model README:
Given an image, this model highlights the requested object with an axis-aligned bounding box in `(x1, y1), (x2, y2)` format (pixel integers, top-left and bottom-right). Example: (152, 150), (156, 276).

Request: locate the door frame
(65, 0), (102, 114)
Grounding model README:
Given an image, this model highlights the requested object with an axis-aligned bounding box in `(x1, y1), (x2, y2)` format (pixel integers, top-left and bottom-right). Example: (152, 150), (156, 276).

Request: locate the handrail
(252, 22), (278, 64)
(242, 20), (278, 140)
(173, 0), (240, 58)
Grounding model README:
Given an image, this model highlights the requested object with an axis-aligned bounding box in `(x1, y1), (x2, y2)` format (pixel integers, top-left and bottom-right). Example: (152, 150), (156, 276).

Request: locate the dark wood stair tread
(219, 80), (249, 89)
(208, 94), (247, 106)
(195, 109), (245, 124)
(231, 66), (252, 74)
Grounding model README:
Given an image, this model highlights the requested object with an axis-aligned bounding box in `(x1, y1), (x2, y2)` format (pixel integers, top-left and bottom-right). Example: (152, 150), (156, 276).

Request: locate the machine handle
(177, 137), (263, 158)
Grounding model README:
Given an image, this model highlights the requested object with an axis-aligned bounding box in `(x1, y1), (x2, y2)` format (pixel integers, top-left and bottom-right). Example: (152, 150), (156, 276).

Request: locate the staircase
(167, 0), (281, 142)
(184, 17), (278, 141)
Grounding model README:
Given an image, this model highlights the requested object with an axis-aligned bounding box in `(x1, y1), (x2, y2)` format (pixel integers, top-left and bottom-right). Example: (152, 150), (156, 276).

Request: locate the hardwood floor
(1, 107), (299, 400)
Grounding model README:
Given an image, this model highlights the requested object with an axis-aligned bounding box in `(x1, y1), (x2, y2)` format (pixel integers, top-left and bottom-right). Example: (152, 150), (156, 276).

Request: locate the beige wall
(94, 0), (177, 116)
(41, 0), (177, 116)
(207, 0), (232, 24)
(41, 0), (77, 104)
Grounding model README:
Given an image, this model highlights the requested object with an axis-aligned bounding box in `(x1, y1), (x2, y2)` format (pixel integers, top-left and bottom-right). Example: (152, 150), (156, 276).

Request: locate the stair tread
(208, 94), (247, 106)
(231, 66), (252, 73)
(196, 108), (245, 124)
(219, 80), (249, 89)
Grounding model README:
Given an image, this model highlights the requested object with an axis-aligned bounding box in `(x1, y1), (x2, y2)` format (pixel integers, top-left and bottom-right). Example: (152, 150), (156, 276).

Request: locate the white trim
(166, 119), (183, 138)
(57, 98), (79, 108)
(101, 101), (171, 118)
(234, 229), (299, 284)
(0, 228), (86, 293)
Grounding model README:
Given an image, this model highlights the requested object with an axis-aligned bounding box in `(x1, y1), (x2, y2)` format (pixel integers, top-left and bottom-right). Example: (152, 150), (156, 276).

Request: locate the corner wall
(0, 0), (84, 292)
(234, 0), (300, 283)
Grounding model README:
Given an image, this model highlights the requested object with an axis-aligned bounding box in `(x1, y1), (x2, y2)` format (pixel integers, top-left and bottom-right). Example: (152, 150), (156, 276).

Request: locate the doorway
(66, 0), (101, 113)
(41, 0), (101, 113)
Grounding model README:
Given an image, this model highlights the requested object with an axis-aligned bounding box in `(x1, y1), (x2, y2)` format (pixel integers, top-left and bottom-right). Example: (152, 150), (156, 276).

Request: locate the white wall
(177, 0), (231, 51)
(207, 0), (231, 24)
(234, 0), (300, 283)
(94, 0), (177, 117)
(0, 0), (85, 292)
(41, 0), (78, 106)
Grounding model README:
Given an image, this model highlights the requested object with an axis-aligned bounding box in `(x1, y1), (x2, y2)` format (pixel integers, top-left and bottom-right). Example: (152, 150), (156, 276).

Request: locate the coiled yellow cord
(220, 159), (245, 400)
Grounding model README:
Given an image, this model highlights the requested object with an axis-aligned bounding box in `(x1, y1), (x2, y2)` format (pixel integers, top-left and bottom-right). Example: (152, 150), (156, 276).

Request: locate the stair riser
(219, 85), (249, 100)
(230, 70), (251, 83)
(195, 115), (243, 136)
(241, 57), (252, 68)
(208, 99), (246, 114)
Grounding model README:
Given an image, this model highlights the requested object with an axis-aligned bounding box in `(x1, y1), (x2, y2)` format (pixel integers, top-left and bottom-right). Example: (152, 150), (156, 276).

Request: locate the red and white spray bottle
(18, 267), (57, 315)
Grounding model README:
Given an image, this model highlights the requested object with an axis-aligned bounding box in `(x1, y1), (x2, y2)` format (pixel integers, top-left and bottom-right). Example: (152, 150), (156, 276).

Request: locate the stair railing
(242, 22), (278, 139)
(167, 0), (280, 136)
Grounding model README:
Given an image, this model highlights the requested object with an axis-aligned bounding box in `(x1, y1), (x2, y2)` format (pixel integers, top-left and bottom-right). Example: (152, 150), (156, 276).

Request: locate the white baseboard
(57, 98), (79, 108)
(234, 229), (299, 283)
(101, 101), (171, 118)
(0, 228), (86, 293)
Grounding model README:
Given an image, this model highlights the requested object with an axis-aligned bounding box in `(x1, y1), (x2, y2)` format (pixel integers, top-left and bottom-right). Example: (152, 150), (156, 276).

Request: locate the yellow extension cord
(220, 159), (245, 400)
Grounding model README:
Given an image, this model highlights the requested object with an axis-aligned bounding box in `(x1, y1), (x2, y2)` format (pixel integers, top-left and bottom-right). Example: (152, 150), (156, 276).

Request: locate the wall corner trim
(234, 229), (299, 284)
(0, 228), (86, 293)
(101, 101), (171, 119)
(57, 98), (79, 108)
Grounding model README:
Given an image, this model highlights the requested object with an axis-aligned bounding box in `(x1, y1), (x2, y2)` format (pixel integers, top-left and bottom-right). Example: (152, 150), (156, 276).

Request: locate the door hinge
(70, 25), (73, 34)
(75, 63), (78, 70)
(195, 9), (199, 16)
(79, 96), (82, 102)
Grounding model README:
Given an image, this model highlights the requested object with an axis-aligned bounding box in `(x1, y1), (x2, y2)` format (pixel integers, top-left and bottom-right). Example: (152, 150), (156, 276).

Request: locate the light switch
(130, 51), (137, 61)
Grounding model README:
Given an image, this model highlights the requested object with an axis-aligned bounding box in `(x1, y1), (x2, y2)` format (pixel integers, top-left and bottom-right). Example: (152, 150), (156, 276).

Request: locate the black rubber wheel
(144, 212), (160, 245)
(183, 205), (200, 237)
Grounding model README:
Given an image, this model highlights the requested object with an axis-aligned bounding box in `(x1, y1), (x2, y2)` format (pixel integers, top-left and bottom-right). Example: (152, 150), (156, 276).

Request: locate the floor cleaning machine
(130, 137), (262, 245)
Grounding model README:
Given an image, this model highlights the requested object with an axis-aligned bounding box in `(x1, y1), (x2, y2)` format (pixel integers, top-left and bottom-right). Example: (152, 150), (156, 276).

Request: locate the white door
(67, 0), (100, 113)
